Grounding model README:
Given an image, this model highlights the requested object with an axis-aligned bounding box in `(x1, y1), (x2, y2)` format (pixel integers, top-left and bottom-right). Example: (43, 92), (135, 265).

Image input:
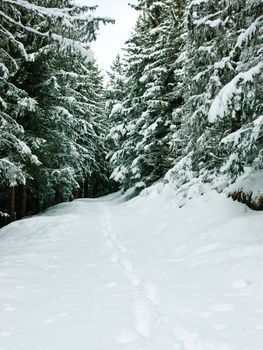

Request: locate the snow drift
(0, 183), (262, 350)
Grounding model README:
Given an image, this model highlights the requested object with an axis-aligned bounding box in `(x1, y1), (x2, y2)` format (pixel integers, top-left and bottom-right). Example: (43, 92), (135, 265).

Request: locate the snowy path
(0, 191), (263, 350)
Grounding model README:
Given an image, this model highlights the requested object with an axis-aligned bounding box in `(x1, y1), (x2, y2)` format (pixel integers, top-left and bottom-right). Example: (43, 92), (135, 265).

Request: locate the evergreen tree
(0, 0), (111, 224)
(105, 54), (128, 182)
(108, 0), (184, 191)
(107, 0), (263, 206)
(106, 54), (127, 124)
(167, 0), (263, 192)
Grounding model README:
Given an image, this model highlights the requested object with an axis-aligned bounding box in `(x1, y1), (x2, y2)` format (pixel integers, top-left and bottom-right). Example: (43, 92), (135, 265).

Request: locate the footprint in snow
(105, 282), (118, 288)
(111, 253), (119, 263)
(213, 324), (228, 331)
(116, 328), (138, 344)
(101, 221), (107, 229)
(123, 259), (133, 272)
(0, 331), (12, 337)
(109, 233), (116, 241)
(106, 239), (113, 248)
(118, 244), (127, 254)
(200, 311), (212, 319)
(16, 285), (26, 290)
(131, 299), (153, 338)
(125, 270), (141, 287)
(231, 279), (247, 289)
(43, 319), (53, 324)
(144, 281), (161, 305)
(210, 304), (234, 312)
(4, 305), (15, 312)
(194, 243), (221, 255)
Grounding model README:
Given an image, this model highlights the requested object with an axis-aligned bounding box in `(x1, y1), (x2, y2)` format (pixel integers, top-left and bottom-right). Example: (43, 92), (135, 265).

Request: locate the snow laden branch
(2, 0), (96, 22)
(0, 10), (93, 62)
(0, 0), (114, 62)
(208, 62), (263, 123)
(233, 15), (263, 51)
(2, 0), (114, 27)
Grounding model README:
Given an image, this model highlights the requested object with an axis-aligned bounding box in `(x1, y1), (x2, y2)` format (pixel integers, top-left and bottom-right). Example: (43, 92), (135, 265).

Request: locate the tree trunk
(54, 188), (63, 204)
(89, 176), (93, 198)
(9, 186), (16, 222)
(20, 185), (27, 218)
(82, 180), (85, 198)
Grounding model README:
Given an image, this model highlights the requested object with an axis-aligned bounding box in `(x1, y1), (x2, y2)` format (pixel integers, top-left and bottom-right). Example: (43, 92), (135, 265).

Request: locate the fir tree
(107, 0), (263, 207)
(167, 0), (263, 191)
(0, 0), (112, 223)
(108, 0), (184, 191)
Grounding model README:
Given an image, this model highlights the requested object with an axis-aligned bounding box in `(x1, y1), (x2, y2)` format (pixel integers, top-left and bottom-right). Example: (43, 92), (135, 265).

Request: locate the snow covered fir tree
(0, 0), (263, 227)
(0, 0), (113, 226)
(107, 0), (263, 206)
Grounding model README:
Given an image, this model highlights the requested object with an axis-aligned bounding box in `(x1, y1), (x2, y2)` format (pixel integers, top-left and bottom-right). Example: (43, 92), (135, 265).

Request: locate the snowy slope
(0, 186), (262, 350)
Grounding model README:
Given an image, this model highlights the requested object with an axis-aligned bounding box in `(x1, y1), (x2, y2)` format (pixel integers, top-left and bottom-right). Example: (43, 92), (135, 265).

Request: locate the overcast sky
(75, 0), (138, 73)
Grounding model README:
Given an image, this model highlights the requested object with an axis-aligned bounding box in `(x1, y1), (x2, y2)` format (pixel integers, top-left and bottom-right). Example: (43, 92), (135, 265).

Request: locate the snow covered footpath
(0, 187), (262, 350)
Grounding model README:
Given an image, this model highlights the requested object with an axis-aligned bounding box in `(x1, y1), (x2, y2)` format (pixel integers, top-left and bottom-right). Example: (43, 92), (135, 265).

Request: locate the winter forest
(0, 0), (263, 349)
(1, 0), (262, 225)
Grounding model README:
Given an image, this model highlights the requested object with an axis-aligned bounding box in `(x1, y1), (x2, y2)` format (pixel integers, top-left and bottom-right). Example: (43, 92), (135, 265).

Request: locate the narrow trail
(0, 194), (262, 350)
(100, 203), (178, 349)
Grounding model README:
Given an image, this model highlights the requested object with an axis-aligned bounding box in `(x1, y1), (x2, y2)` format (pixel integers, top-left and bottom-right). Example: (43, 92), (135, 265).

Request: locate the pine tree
(106, 54), (127, 124)
(0, 0), (112, 224)
(208, 0), (263, 188)
(105, 54), (128, 182)
(107, 0), (263, 207)
(167, 0), (263, 191)
(108, 0), (185, 191)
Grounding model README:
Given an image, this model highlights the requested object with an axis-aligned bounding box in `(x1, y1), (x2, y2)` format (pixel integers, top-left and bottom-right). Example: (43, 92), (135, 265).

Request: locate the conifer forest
(0, 2), (263, 349)
(1, 0), (263, 226)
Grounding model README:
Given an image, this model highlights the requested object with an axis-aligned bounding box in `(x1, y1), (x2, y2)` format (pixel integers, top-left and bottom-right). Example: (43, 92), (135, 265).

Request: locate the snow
(227, 169), (263, 200)
(0, 63), (9, 79)
(0, 158), (26, 186)
(17, 140), (31, 155)
(198, 45), (213, 53)
(234, 16), (263, 50)
(18, 97), (38, 112)
(251, 115), (263, 140)
(208, 62), (263, 123)
(110, 164), (127, 182)
(110, 103), (123, 117)
(205, 18), (222, 28)
(50, 35), (94, 63)
(0, 96), (7, 110)
(190, 0), (209, 7)
(220, 115), (263, 147)
(0, 187), (262, 350)
(220, 153), (238, 173)
(194, 12), (223, 27)
(3, 0), (95, 23)
(214, 57), (232, 70)
(0, 9), (94, 63)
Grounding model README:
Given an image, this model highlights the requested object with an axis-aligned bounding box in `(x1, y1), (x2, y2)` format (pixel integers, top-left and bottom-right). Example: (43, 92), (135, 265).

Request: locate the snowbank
(0, 184), (262, 350)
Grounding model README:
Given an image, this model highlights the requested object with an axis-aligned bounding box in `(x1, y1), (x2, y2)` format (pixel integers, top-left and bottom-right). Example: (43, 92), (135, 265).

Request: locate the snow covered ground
(0, 185), (262, 350)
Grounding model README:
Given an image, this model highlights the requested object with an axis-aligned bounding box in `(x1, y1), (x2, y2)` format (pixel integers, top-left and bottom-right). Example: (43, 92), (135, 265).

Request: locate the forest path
(99, 202), (177, 349)
(0, 195), (174, 350)
(0, 196), (135, 349)
(0, 193), (262, 350)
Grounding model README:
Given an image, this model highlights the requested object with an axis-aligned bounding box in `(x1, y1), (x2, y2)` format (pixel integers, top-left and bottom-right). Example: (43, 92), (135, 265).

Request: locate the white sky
(75, 0), (138, 73)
